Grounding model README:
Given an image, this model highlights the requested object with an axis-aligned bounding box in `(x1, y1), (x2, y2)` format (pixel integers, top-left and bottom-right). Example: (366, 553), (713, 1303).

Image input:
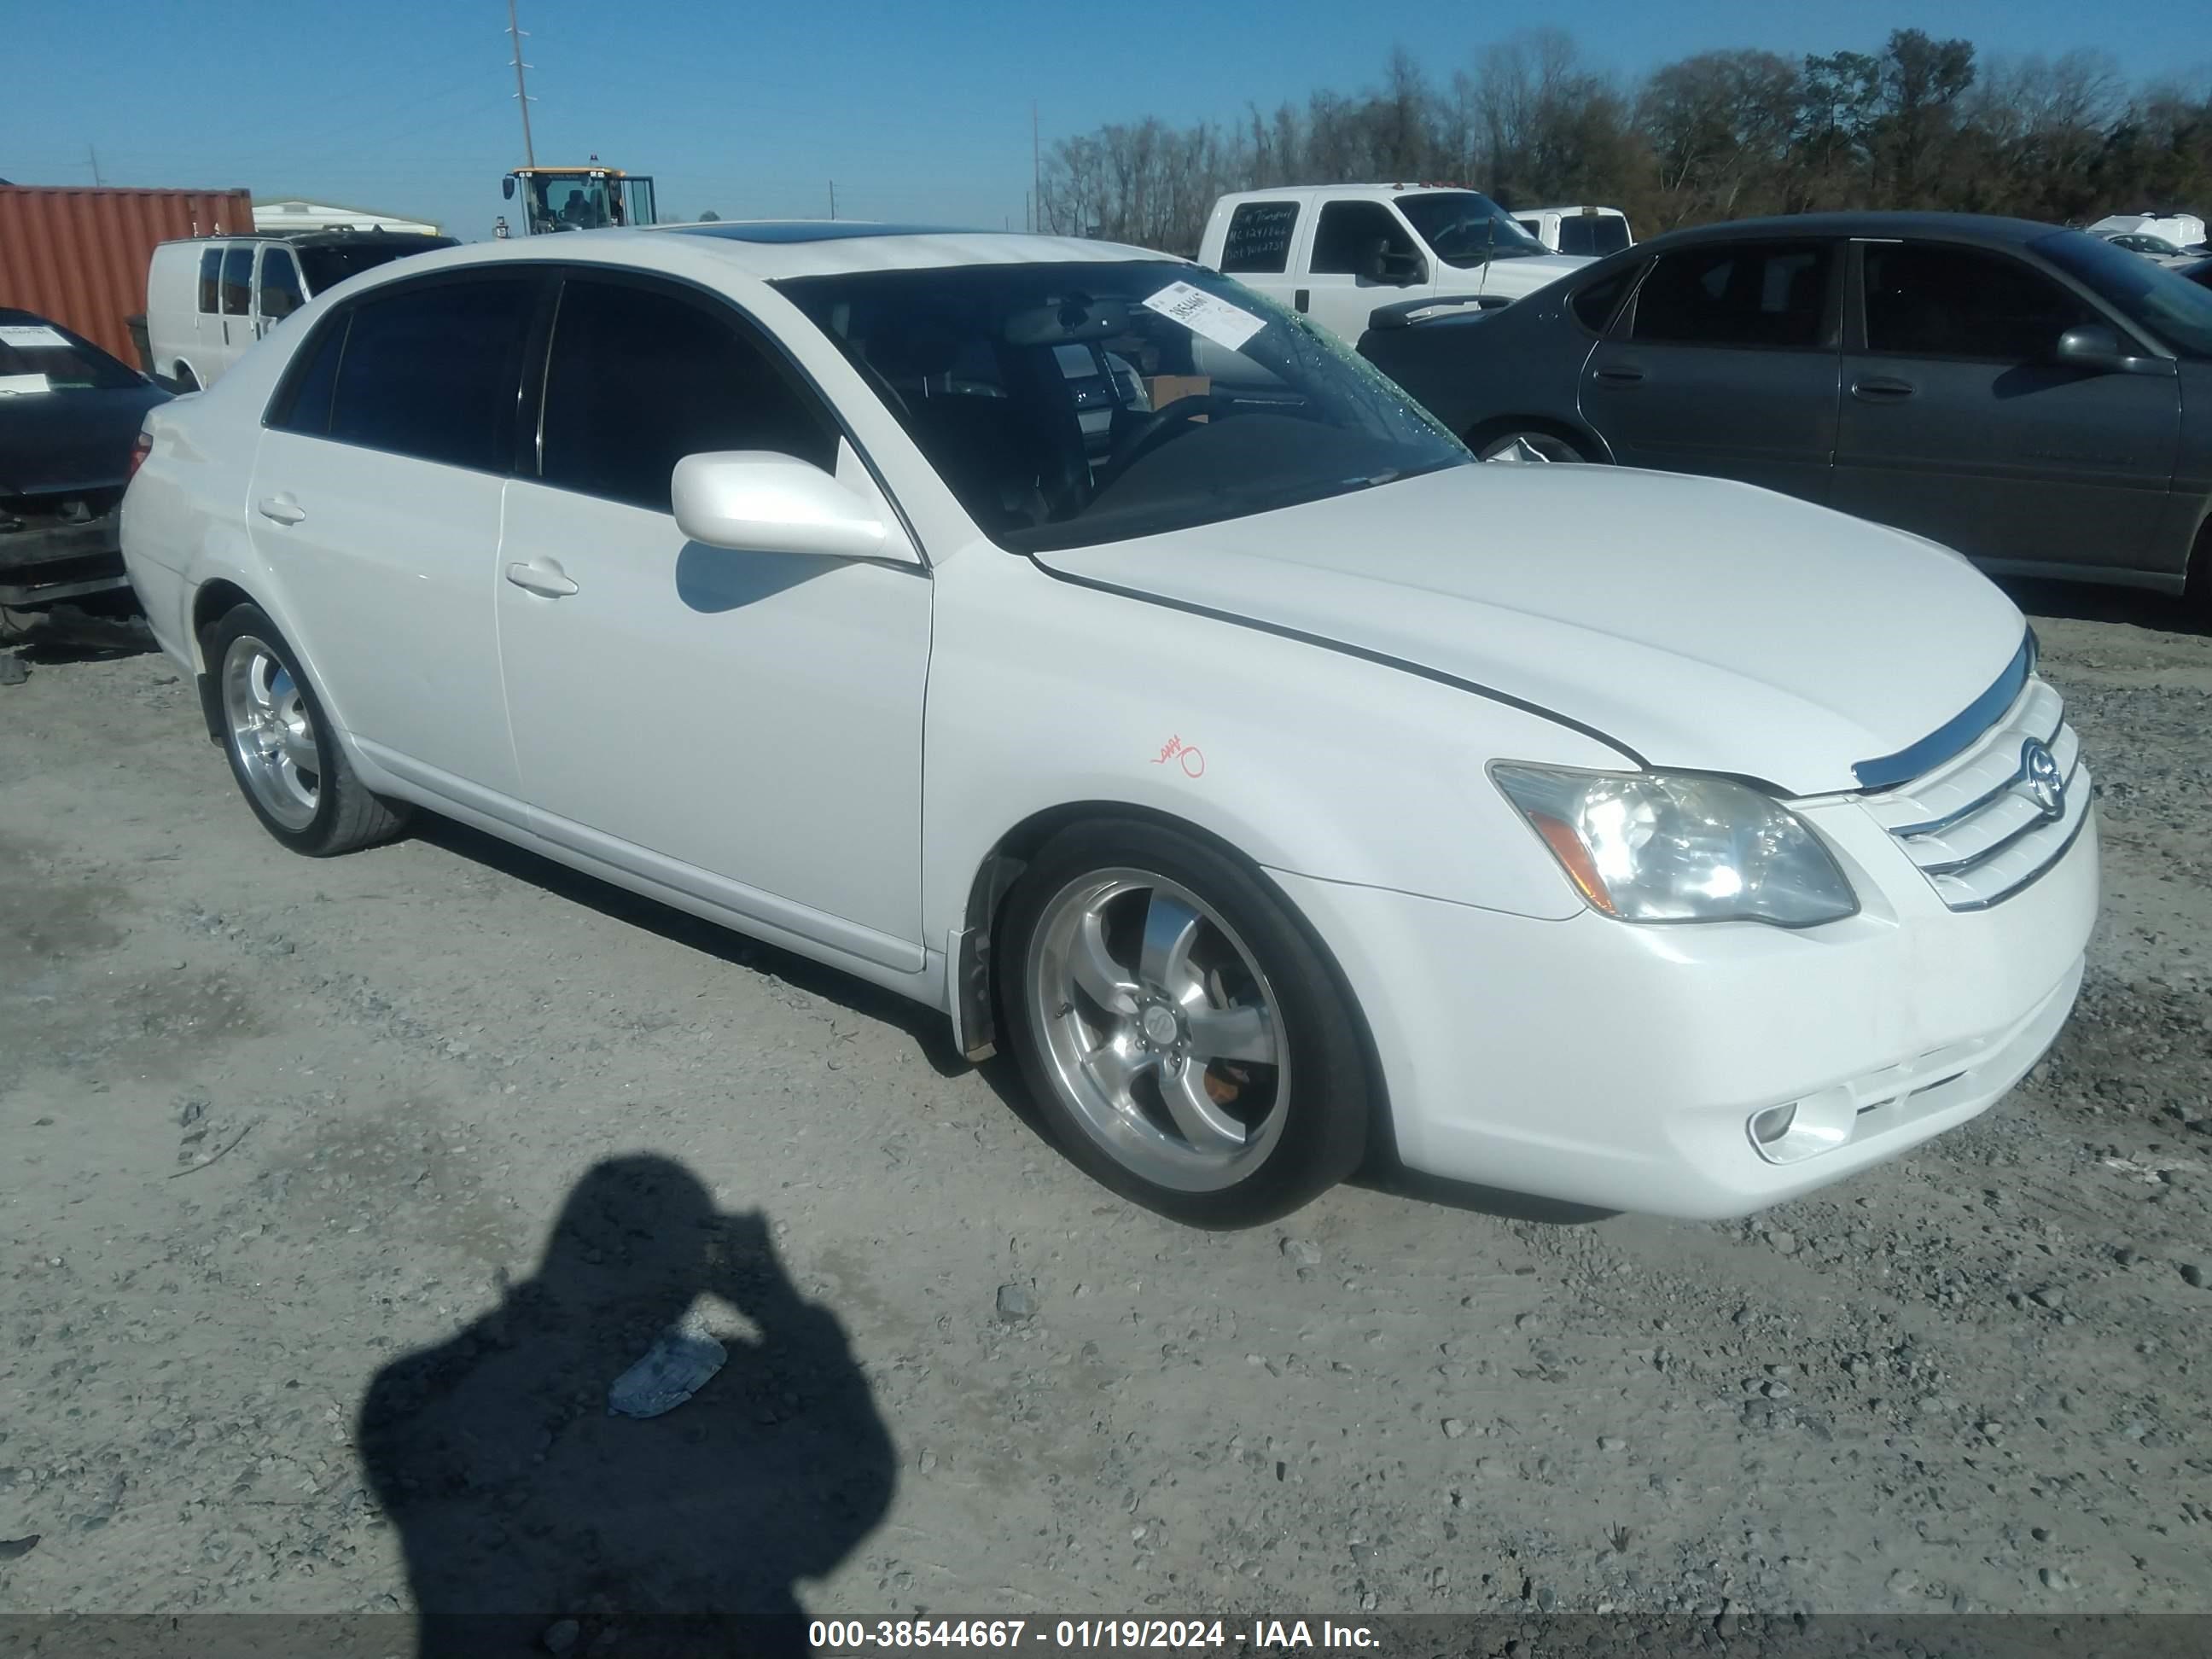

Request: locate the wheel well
(189, 579), (256, 742)
(957, 801), (1397, 1167)
(1463, 414), (1605, 463)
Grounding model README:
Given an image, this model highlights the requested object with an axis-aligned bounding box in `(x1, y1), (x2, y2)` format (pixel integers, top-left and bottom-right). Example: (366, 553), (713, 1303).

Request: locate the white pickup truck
(1197, 184), (1591, 345)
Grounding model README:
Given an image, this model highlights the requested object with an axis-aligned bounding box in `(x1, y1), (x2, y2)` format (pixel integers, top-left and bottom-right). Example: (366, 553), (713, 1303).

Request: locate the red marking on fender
(1150, 736), (1205, 777)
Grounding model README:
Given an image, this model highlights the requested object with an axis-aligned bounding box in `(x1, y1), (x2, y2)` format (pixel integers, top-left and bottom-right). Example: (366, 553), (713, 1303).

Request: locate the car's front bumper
(0, 514), (131, 608)
(1269, 796), (2099, 1219)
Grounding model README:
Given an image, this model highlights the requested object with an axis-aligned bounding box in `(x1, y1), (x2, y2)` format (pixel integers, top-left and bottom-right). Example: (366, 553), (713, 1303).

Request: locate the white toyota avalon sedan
(119, 224), (2098, 1226)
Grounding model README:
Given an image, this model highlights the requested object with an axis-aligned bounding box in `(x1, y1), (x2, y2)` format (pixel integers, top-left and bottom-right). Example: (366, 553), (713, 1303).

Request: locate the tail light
(126, 431), (153, 480)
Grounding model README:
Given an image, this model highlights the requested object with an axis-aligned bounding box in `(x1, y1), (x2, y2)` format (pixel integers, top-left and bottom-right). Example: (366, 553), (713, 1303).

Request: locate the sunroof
(667, 221), (974, 243)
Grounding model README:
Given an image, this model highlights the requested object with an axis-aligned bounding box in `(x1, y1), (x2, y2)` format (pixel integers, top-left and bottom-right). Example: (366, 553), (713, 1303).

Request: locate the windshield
(777, 261), (1468, 553)
(2035, 230), (2212, 359)
(0, 318), (140, 391)
(297, 237), (457, 295)
(521, 174), (625, 233)
(1395, 192), (1551, 266)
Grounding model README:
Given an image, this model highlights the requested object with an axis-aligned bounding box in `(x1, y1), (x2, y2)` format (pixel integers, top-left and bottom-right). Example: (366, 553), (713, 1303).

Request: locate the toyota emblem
(2019, 738), (2065, 821)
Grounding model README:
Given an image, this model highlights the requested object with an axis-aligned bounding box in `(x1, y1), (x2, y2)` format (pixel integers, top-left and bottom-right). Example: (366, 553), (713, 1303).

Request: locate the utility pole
(507, 0), (537, 170)
(1031, 100), (1041, 234)
(828, 180), (835, 220)
(87, 144), (102, 186)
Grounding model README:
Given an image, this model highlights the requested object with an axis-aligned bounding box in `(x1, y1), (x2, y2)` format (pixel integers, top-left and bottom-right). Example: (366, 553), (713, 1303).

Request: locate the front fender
(921, 550), (1616, 943)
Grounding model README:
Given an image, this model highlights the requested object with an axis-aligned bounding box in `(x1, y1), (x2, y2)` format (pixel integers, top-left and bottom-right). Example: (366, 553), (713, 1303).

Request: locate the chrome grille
(1860, 677), (2090, 911)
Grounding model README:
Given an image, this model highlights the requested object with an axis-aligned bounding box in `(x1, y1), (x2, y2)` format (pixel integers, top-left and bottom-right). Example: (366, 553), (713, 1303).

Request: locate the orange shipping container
(0, 184), (254, 369)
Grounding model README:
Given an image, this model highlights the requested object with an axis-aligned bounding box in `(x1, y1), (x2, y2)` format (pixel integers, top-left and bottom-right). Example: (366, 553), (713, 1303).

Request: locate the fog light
(1746, 1087), (1856, 1166)
(1749, 1104), (1797, 1145)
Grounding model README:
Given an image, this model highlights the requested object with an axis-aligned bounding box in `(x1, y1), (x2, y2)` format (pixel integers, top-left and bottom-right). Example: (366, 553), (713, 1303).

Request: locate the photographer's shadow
(358, 1155), (895, 1656)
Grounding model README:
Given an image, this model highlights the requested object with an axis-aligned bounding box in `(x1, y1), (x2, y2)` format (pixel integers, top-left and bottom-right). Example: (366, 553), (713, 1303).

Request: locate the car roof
(155, 230), (455, 249)
(308, 223), (1179, 288)
(1213, 184), (1484, 208)
(1635, 211), (2066, 250)
(1516, 205), (1627, 217)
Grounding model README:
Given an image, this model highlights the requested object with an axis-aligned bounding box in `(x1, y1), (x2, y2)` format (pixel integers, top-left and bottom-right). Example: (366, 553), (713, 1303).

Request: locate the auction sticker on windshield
(0, 324), (73, 349)
(1143, 282), (1266, 351)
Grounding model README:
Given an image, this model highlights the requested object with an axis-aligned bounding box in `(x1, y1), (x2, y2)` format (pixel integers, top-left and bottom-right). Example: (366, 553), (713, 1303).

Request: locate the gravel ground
(0, 586), (2207, 1636)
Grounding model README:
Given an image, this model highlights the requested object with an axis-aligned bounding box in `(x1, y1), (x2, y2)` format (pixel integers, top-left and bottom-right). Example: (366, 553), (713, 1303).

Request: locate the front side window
(778, 260), (1467, 553)
(1862, 243), (2093, 361)
(259, 249), (306, 320)
(1220, 202), (1299, 275)
(2034, 230), (2212, 359)
(1394, 192), (1551, 267)
(324, 276), (538, 471)
(538, 277), (835, 512)
(220, 246), (253, 316)
(196, 248), (223, 313)
(1310, 201), (1420, 276)
(1632, 240), (1831, 349)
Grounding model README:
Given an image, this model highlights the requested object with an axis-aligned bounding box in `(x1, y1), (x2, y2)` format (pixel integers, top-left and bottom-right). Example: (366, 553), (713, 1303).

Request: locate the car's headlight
(1492, 765), (1858, 927)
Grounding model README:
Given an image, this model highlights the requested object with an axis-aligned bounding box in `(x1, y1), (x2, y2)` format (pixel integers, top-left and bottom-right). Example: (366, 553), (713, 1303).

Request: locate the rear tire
(200, 602), (410, 856)
(995, 818), (1373, 1227)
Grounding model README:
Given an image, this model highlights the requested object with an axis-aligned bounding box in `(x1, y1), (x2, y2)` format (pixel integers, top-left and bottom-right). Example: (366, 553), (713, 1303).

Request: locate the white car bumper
(1269, 798), (2099, 1219)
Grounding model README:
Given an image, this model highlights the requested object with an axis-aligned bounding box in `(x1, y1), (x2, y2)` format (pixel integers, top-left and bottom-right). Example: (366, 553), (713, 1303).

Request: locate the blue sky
(8, 1), (2208, 242)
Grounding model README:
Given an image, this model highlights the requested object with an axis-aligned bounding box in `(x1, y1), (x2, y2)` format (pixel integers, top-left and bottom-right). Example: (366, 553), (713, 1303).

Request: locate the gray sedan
(1359, 212), (2212, 612)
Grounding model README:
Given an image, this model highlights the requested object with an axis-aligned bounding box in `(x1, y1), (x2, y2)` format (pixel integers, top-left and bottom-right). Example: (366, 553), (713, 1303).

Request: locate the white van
(1197, 185), (1591, 346)
(146, 230), (454, 391)
(1511, 205), (1634, 258)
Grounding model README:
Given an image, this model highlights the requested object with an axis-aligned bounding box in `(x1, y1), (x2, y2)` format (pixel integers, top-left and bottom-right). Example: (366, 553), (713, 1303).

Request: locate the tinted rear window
(297, 237), (458, 297)
(0, 319), (140, 389)
(220, 246), (253, 315)
(325, 277), (538, 471)
(197, 248), (223, 313)
(1220, 202), (1299, 275)
(267, 312), (351, 435)
(1632, 241), (1830, 348)
(1571, 267), (1635, 333)
(1557, 215), (1631, 257)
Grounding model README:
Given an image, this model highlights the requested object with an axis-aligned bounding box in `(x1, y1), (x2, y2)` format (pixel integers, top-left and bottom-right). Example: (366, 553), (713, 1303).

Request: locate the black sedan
(1359, 212), (2212, 610)
(1, 307), (170, 616)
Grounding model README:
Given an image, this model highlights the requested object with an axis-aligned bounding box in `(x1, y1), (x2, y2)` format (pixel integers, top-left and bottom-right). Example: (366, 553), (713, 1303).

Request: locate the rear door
(1831, 239), (2180, 573)
(1580, 236), (1842, 501)
(247, 271), (544, 810)
(1215, 200), (1303, 315)
(192, 246), (226, 377)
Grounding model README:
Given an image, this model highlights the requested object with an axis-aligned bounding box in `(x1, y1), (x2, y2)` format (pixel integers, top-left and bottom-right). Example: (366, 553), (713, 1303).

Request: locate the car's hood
(0, 383), (169, 498)
(1467, 253), (1590, 295)
(1032, 464), (2025, 796)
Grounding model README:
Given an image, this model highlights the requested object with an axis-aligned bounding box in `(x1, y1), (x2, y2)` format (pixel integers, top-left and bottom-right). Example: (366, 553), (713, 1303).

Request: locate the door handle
(1293, 288), (1310, 312)
(256, 495), (306, 525)
(1592, 365), (1645, 386)
(505, 560), (579, 598)
(1852, 376), (1917, 402)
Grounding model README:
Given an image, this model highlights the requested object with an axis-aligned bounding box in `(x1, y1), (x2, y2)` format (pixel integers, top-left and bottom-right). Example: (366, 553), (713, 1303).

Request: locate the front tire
(1473, 427), (1590, 463)
(996, 819), (1373, 1226)
(201, 602), (410, 856)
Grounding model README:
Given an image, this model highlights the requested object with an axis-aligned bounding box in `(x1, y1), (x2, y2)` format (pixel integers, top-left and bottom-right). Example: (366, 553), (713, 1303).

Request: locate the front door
(254, 245), (306, 340)
(495, 272), (931, 959)
(215, 243), (255, 378)
(247, 272), (542, 806)
(1580, 236), (1842, 503)
(1831, 239), (2181, 573)
(1300, 200), (1435, 343)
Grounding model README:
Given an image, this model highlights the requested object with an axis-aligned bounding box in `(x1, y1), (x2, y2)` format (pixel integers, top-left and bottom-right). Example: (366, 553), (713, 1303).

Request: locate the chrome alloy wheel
(1027, 868), (1289, 1191)
(221, 634), (321, 830)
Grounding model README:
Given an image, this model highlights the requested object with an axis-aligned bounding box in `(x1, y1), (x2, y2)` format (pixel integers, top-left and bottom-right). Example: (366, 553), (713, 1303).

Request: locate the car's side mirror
(502, 175), (515, 201)
(672, 451), (905, 562)
(1365, 247), (1426, 287)
(2052, 323), (2175, 377)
